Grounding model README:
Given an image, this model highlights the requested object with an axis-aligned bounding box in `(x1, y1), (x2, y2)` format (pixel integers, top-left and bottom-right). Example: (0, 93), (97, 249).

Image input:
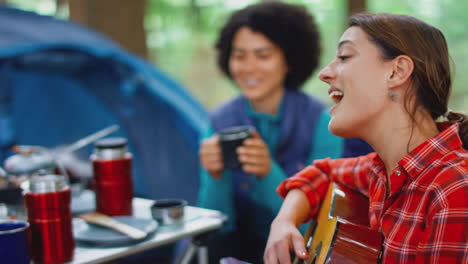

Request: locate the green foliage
(146, 0), (347, 108)
(146, 0), (467, 111)
(6, 0), (468, 111)
(145, 0), (245, 108)
(369, 0), (468, 110)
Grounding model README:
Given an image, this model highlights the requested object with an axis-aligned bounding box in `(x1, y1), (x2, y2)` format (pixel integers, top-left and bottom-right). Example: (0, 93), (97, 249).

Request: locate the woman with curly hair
(197, 2), (371, 263)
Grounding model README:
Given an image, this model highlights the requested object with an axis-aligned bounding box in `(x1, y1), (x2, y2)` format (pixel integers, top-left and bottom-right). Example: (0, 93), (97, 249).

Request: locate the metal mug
(0, 220), (31, 264)
(23, 174), (74, 264)
(91, 137), (133, 216)
(151, 199), (187, 225)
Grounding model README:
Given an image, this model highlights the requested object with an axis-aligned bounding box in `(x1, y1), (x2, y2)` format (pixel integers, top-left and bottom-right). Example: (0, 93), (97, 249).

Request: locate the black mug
(218, 126), (255, 169)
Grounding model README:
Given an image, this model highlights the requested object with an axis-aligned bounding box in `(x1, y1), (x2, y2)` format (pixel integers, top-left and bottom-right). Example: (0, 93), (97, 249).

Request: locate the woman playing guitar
(264, 13), (468, 264)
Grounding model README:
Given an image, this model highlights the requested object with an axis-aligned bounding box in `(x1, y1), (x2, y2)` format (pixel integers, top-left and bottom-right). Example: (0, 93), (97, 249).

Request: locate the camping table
(71, 197), (225, 264)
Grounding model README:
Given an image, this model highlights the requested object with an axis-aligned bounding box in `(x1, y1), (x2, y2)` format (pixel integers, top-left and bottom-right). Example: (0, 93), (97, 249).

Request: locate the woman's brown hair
(349, 13), (467, 149)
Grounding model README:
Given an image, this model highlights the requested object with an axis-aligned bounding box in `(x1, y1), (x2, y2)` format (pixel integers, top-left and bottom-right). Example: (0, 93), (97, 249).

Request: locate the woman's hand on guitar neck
(264, 218), (308, 264)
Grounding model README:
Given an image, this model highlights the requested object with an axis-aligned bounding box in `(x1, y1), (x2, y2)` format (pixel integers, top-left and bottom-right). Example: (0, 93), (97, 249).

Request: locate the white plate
(73, 216), (158, 247)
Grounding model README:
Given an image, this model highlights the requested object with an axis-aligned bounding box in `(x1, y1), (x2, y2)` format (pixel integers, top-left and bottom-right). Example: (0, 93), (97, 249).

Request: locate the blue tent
(0, 7), (208, 205)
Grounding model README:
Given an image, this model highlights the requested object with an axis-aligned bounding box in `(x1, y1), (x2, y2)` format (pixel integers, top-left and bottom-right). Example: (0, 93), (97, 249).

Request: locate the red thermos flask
(23, 174), (74, 264)
(91, 137), (133, 216)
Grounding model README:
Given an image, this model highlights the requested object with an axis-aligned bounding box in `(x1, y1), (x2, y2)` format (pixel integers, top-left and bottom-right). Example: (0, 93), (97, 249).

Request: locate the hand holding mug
(199, 135), (224, 179)
(237, 131), (271, 178)
(205, 126), (271, 178)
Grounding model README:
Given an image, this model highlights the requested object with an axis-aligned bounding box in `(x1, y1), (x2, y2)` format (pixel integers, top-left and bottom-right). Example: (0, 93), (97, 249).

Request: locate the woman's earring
(389, 91), (397, 101)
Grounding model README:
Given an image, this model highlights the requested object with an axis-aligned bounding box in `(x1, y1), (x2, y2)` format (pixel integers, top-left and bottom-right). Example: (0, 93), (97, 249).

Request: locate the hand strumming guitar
(264, 189), (311, 264)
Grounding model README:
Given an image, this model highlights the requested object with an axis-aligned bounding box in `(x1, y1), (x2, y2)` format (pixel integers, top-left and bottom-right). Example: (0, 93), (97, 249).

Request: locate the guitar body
(294, 183), (383, 264)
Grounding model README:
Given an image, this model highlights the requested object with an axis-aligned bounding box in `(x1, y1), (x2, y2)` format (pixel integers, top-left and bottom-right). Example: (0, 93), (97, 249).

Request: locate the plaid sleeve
(276, 154), (375, 221)
(276, 164), (330, 219)
(415, 170), (468, 264)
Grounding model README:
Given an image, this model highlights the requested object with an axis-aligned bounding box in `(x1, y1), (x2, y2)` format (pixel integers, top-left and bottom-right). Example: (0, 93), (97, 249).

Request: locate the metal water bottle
(91, 137), (133, 216)
(23, 174), (74, 264)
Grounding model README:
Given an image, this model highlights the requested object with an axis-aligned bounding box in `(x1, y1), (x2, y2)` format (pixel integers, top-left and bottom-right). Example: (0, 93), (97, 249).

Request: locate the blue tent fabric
(0, 7), (208, 205)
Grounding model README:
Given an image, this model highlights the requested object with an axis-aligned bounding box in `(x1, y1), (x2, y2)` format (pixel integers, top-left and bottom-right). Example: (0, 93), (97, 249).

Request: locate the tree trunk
(69, 0), (148, 59)
(346, 0), (367, 18)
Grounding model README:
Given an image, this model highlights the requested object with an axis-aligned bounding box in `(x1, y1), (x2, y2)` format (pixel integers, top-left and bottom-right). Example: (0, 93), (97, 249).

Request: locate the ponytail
(445, 111), (468, 149)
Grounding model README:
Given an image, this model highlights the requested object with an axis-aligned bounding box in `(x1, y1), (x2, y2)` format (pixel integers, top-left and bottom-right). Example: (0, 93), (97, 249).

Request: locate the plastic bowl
(150, 199), (187, 225)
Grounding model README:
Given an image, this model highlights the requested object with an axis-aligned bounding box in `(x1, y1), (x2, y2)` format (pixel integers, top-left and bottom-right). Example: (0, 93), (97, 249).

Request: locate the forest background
(5, 0), (467, 112)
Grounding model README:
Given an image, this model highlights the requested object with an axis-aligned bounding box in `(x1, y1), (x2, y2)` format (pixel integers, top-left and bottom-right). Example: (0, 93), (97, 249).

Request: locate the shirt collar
(397, 122), (463, 178)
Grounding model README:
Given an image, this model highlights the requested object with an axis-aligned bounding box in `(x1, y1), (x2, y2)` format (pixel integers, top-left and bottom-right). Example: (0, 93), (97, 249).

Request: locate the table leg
(175, 233), (210, 264)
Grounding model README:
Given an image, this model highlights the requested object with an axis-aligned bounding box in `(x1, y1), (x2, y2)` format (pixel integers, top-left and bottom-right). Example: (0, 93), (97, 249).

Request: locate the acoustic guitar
(293, 183), (383, 264)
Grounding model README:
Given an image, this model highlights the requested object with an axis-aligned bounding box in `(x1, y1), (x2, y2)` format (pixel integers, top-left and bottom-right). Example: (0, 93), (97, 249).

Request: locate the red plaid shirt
(278, 123), (468, 264)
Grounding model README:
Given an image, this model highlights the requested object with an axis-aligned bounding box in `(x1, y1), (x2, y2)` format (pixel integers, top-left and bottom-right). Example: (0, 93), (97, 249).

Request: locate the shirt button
(395, 170), (401, 176)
